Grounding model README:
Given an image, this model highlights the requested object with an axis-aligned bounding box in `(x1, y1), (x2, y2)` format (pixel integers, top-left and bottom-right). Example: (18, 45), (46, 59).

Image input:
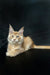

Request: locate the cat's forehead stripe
(14, 32), (18, 34)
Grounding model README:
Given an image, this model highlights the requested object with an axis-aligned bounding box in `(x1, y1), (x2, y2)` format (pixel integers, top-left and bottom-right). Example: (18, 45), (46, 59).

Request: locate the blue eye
(12, 35), (14, 37)
(16, 36), (19, 37)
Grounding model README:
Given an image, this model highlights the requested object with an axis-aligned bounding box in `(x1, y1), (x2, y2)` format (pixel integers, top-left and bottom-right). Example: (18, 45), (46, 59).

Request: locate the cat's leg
(6, 51), (15, 57)
(6, 51), (10, 56)
(6, 49), (14, 57)
(24, 37), (33, 51)
(6, 49), (20, 57)
(24, 41), (33, 51)
(6, 48), (10, 56)
(19, 48), (25, 53)
(24, 46), (31, 51)
(24, 41), (32, 50)
(6, 48), (25, 57)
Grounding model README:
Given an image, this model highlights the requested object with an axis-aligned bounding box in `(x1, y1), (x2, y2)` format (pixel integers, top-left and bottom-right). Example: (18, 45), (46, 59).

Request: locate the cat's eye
(16, 36), (19, 38)
(12, 35), (14, 37)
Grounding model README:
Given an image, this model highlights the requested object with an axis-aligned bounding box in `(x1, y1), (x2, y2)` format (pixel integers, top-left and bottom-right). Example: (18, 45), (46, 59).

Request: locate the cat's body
(6, 25), (50, 57)
(6, 25), (34, 57)
(6, 36), (34, 57)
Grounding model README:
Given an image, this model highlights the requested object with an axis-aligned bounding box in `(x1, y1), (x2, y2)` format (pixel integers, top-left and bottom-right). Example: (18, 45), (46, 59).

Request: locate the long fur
(6, 25), (50, 57)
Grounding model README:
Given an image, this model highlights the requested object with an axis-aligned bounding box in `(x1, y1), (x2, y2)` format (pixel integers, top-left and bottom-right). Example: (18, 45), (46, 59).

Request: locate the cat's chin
(8, 42), (22, 45)
(8, 40), (23, 45)
(8, 40), (17, 44)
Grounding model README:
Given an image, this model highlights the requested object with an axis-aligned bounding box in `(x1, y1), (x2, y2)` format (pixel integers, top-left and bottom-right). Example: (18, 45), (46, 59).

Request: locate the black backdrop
(0, 0), (50, 48)
(0, 0), (50, 75)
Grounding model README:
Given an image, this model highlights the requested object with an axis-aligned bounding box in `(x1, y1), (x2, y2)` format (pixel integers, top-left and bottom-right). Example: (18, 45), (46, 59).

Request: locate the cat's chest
(8, 44), (21, 50)
(12, 45), (20, 49)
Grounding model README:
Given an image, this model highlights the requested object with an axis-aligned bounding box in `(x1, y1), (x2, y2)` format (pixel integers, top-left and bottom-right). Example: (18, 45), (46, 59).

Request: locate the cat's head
(8, 24), (24, 44)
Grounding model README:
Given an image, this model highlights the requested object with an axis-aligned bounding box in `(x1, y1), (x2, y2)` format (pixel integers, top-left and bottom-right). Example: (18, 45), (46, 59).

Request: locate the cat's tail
(32, 44), (50, 49)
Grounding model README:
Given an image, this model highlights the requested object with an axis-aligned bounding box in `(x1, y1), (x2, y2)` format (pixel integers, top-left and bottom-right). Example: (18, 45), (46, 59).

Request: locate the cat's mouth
(8, 39), (18, 44)
(12, 40), (21, 44)
(12, 40), (18, 43)
(13, 40), (23, 44)
(8, 38), (23, 44)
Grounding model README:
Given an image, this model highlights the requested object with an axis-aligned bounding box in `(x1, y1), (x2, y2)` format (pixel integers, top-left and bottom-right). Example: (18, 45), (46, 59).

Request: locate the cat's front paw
(6, 51), (18, 57)
(6, 52), (10, 56)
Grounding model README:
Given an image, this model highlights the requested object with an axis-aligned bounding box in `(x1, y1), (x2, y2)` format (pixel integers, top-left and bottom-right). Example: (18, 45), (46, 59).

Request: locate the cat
(6, 24), (50, 57)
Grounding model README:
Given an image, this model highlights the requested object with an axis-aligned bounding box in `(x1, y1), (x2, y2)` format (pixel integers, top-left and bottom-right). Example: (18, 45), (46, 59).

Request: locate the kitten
(6, 25), (50, 57)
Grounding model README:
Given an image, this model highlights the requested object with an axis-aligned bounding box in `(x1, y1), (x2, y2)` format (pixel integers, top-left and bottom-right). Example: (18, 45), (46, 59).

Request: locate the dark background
(0, 0), (50, 75)
(0, 0), (50, 48)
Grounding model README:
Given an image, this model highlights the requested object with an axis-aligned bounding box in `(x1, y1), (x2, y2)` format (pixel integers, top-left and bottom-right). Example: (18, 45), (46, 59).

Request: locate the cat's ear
(9, 24), (14, 34)
(19, 27), (24, 35)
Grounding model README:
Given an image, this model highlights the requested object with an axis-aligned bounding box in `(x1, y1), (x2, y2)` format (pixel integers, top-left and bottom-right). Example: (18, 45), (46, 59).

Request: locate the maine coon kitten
(6, 25), (50, 57)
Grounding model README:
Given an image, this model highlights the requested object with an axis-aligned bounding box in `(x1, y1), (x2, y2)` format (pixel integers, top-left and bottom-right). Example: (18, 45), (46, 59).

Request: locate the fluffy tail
(32, 44), (50, 49)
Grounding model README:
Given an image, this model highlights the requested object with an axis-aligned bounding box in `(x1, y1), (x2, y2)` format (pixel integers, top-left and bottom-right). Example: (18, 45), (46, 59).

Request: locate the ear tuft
(19, 26), (24, 35)
(9, 24), (14, 34)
